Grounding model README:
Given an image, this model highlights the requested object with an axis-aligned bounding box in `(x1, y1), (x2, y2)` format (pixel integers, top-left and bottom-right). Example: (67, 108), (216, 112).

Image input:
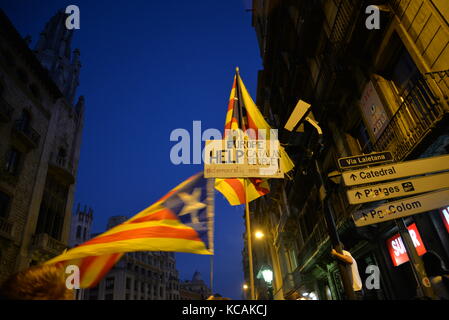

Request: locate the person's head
(422, 251), (449, 277)
(0, 263), (74, 300)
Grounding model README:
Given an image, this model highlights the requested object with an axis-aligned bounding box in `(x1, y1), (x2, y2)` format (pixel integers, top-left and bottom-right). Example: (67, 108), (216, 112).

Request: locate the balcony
(0, 97), (13, 122)
(369, 70), (449, 160)
(12, 120), (40, 149)
(48, 152), (75, 185)
(31, 233), (67, 256)
(0, 216), (15, 240)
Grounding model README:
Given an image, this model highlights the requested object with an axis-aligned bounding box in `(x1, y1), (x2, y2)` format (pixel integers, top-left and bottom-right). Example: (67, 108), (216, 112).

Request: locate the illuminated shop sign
(387, 223), (427, 267)
(441, 206), (449, 234)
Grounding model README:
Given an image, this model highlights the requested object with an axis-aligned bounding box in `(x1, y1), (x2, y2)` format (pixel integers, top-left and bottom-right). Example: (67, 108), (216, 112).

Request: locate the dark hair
(422, 251), (449, 277)
(0, 264), (74, 300)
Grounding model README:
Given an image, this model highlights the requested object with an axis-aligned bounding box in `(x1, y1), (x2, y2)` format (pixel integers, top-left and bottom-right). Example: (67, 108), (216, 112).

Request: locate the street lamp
(261, 269), (273, 283)
(257, 265), (274, 300)
(242, 283), (249, 300)
(254, 231), (265, 239)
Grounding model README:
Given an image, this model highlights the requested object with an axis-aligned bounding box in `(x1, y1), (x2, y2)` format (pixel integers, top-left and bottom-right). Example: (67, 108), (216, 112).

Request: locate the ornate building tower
(34, 10), (81, 105)
(69, 204), (93, 247)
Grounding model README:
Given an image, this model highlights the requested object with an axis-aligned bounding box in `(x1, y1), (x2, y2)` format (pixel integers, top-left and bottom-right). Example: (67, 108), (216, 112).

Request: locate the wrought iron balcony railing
(369, 70), (449, 160)
(0, 216), (15, 240)
(328, 0), (362, 55)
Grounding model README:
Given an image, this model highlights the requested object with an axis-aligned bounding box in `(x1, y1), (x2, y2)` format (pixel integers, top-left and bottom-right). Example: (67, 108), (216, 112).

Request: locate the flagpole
(210, 255), (214, 294)
(244, 178), (255, 300)
(207, 177), (215, 295)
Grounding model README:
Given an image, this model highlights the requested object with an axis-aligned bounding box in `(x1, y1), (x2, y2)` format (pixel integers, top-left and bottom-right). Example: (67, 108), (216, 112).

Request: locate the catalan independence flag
(46, 172), (214, 288)
(215, 69), (295, 206)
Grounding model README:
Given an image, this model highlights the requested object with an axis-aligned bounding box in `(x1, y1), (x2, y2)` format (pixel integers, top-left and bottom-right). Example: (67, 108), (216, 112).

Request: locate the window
(35, 175), (69, 239)
(349, 121), (373, 153)
(5, 148), (22, 176)
(17, 110), (31, 132)
(105, 277), (114, 290)
(126, 278), (131, 290)
(382, 33), (420, 98)
(56, 147), (67, 166)
(0, 191), (11, 218)
(288, 247), (298, 271)
(76, 226), (82, 239)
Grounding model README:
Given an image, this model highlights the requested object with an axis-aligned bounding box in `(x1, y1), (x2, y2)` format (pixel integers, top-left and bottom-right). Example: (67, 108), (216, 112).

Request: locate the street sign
(338, 151), (393, 170)
(346, 171), (449, 204)
(352, 188), (449, 227)
(342, 154), (449, 186)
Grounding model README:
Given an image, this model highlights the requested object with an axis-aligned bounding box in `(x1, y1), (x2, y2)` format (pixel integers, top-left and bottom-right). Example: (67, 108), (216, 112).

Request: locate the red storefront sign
(441, 206), (449, 234)
(387, 223), (427, 267)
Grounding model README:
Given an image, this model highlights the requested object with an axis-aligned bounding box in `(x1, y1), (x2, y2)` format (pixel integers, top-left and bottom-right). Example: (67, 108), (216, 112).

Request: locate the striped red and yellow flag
(215, 69), (294, 206)
(46, 173), (214, 288)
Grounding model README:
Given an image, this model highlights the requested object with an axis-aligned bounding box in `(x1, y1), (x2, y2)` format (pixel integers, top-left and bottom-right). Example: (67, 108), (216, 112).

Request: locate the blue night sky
(2, 0), (261, 299)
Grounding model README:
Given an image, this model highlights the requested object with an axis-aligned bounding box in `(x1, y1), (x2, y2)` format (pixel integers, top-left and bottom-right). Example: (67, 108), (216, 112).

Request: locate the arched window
(18, 109), (31, 132)
(57, 147), (67, 166)
(76, 225), (82, 239)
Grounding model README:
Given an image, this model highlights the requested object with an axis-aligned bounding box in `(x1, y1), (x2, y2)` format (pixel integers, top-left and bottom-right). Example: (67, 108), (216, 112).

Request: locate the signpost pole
(395, 218), (436, 299)
(244, 178), (256, 300)
(315, 158), (356, 300)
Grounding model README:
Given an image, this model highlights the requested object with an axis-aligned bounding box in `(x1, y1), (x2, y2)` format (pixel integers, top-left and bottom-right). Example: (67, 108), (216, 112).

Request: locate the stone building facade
(0, 9), (84, 282)
(245, 0), (449, 300)
(81, 216), (181, 300)
(179, 271), (212, 300)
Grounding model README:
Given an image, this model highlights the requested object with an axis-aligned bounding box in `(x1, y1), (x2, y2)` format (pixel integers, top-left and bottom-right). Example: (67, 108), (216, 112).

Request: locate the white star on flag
(178, 188), (207, 224)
